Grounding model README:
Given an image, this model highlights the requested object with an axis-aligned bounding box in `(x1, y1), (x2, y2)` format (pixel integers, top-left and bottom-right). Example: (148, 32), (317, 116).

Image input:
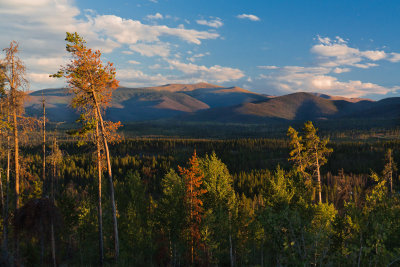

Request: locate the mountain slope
(24, 84), (399, 125)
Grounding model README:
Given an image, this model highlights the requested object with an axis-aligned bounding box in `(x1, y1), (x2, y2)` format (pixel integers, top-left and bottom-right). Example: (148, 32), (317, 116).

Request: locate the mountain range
(25, 82), (400, 124)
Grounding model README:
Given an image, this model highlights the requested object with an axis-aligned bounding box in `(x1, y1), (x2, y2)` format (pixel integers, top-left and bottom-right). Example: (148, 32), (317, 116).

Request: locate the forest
(0, 33), (399, 266)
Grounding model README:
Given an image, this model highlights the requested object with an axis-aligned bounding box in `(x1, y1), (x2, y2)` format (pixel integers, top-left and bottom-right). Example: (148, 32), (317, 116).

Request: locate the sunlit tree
(288, 122), (332, 203)
(178, 151), (207, 265)
(52, 32), (121, 263)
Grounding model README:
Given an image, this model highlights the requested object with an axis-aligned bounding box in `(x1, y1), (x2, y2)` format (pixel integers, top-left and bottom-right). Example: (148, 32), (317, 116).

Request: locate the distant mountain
(25, 83), (400, 125)
(310, 93), (373, 103)
(25, 83), (269, 122)
(184, 92), (399, 122)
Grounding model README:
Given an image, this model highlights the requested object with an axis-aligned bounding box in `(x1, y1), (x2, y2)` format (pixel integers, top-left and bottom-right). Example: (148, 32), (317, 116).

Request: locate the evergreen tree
(288, 122), (332, 203)
(383, 149), (397, 194)
(199, 152), (237, 266)
(52, 32), (121, 262)
(178, 151), (207, 266)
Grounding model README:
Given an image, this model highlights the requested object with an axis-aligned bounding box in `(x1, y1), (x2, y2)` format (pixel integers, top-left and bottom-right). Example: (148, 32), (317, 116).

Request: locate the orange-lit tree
(1, 41), (28, 263)
(52, 32), (121, 263)
(178, 151), (207, 266)
(1, 41), (27, 211)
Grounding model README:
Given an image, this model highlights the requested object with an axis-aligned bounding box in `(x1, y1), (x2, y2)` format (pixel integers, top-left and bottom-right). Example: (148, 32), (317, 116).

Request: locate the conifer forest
(0, 33), (399, 267)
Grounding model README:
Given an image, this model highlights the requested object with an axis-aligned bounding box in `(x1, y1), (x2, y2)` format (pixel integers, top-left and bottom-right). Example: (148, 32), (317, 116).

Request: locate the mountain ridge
(25, 83), (399, 124)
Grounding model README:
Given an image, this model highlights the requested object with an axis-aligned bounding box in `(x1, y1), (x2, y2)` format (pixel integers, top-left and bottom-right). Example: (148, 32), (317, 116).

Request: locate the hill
(25, 84), (400, 126)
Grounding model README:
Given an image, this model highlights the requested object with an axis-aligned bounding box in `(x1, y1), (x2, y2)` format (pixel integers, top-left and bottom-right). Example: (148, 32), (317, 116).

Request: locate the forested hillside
(1, 33), (400, 267)
(3, 135), (400, 266)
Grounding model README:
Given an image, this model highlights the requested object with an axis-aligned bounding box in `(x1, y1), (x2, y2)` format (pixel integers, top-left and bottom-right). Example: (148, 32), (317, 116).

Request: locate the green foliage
(3, 137), (400, 265)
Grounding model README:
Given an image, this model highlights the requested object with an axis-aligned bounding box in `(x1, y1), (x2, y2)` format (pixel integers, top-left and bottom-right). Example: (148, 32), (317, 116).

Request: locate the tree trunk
(42, 94), (46, 194)
(315, 150), (322, 203)
(93, 95), (119, 260)
(51, 138), (57, 267)
(41, 94), (46, 266)
(2, 129), (10, 257)
(51, 138), (56, 201)
(389, 154), (393, 194)
(13, 106), (19, 209)
(229, 212), (234, 267)
(50, 221), (56, 267)
(96, 119), (104, 266)
(12, 91), (20, 265)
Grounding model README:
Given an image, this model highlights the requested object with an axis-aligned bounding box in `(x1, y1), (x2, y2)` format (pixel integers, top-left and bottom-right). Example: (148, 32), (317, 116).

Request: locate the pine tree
(302, 121), (332, 203)
(287, 126), (309, 180)
(287, 122), (332, 203)
(178, 151), (207, 265)
(199, 152), (237, 266)
(383, 149), (397, 194)
(1, 41), (28, 264)
(52, 32), (121, 262)
(1, 41), (28, 210)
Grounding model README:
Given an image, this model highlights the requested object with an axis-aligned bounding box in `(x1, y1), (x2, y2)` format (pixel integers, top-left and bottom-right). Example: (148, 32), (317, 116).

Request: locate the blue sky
(1, 0), (400, 99)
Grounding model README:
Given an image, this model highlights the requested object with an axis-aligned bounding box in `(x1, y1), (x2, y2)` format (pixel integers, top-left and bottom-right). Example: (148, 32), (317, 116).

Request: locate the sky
(1, 0), (400, 99)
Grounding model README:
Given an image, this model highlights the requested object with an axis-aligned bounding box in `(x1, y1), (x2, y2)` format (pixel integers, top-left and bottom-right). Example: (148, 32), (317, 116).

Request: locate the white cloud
(196, 18), (223, 28)
(129, 43), (170, 57)
(257, 65), (398, 98)
(118, 60), (245, 87)
(128, 60), (140, 65)
(388, 52), (400, 62)
(92, 15), (219, 45)
(258, 65), (279, 70)
(332, 67), (350, 73)
(149, 64), (162, 69)
(0, 0), (222, 90)
(311, 36), (400, 69)
(316, 36), (332, 45)
(361, 50), (386, 61)
(187, 52), (210, 62)
(146, 13), (163, 20)
(167, 59), (245, 83)
(237, 14), (260, 21)
(122, 50), (134, 55)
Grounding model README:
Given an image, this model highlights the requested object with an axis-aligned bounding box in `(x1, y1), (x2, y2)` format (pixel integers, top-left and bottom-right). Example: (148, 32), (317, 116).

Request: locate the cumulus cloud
(187, 52), (210, 62)
(332, 67), (350, 74)
(129, 43), (171, 58)
(196, 18), (223, 28)
(388, 52), (400, 62)
(311, 35), (398, 69)
(0, 0), (222, 90)
(237, 14), (260, 21)
(91, 15), (219, 45)
(118, 60), (245, 87)
(128, 60), (140, 65)
(146, 13), (163, 20)
(256, 37), (400, 98)
(257, 65), (398, 98)
(167, 59), (245, 83)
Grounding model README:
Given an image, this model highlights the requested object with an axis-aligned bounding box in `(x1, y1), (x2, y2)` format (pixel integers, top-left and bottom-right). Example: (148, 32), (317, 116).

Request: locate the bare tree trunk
(40, 93), (46, 266)
(12, 94), (20, 266)
(13, 107), (19, 209)
(42, 93), (46, 193)
(389, 153), (393, 194)
(96, 118), (104, 266)
(50, 221), (56, 267)
(229, 212), (234, 267)
(50, 137), (57, 267)
(92, 92), (119, 260)
(2, 129), (10, 256)
(315, 150), (322, 204)
(51, 138), (55, 201)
